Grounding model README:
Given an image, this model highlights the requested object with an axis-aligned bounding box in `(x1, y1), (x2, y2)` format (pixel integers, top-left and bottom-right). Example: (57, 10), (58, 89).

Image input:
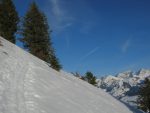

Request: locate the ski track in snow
(0, 48), (27, 113)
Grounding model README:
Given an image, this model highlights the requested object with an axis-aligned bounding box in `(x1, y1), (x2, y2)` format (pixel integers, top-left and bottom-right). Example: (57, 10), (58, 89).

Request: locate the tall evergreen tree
(0, 0), (19, 43)
(21, 2), (62, 71)
(137, 78), (150, 112)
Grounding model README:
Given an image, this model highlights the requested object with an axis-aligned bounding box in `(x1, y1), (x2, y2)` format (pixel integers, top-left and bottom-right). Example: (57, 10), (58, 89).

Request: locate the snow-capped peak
(136, 68), (150, 77)
(116, 70), (133, 79)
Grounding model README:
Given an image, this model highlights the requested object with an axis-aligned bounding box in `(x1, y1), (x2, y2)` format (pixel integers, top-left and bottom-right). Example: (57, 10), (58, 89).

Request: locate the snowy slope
(0, 37), (133, 113)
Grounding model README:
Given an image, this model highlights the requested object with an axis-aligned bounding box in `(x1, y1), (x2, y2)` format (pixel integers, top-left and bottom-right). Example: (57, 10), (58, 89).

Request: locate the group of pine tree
(0, 0), (61, 71)
(73, 71), (97, 86)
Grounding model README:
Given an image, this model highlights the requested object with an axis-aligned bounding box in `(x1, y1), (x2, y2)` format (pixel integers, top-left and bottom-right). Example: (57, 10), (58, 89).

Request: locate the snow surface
(0, 37), (134, 113)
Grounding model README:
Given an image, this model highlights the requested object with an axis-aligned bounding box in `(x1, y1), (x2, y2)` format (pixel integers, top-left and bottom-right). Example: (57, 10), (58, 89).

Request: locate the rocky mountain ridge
(97, 69), (150, 107)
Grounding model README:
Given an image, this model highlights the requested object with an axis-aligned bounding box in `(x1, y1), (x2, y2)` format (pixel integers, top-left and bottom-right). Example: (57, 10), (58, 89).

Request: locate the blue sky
(14, 0), (150, 76)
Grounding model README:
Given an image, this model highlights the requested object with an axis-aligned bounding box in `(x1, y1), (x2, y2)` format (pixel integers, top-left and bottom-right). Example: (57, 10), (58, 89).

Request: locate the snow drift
(0, 37), (133, 113)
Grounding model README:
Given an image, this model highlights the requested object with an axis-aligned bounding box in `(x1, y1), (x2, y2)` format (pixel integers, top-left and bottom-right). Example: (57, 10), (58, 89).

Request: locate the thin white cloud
(80, 47), (100, 61)
(76, 47), (100, 71)
(122, 39), (131, 53)
(46, 0), (74, 32)
(50, 0), (63, 22)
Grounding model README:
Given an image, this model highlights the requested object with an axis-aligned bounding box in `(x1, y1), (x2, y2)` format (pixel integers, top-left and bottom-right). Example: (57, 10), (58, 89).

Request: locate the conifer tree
(49, 51), (62, 71)
(84, 71), (97, 85)
(21, 2), (62, 71)
(137, 78), (150, 112)
(0, 0), (19, 43)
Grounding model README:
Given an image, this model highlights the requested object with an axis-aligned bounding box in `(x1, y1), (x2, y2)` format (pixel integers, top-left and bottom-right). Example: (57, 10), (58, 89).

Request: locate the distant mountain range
(96, 69), (150, 108)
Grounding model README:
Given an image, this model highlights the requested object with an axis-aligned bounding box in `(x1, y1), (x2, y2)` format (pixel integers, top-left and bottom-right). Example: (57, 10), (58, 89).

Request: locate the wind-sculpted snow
(0, 37), (133, 113)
